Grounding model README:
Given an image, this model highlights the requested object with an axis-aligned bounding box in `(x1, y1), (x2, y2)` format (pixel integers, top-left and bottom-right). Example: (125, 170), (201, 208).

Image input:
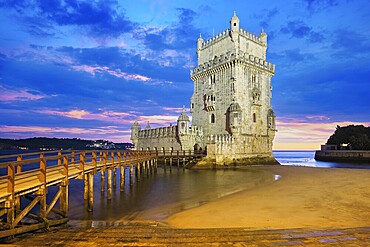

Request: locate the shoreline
(166, 165), (370, 229)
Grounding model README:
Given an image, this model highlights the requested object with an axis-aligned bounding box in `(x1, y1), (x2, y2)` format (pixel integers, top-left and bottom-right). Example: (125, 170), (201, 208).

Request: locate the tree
(326, 125), (370, 150)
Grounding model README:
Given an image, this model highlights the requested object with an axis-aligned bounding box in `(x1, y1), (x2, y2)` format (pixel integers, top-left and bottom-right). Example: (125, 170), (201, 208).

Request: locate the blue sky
(0, 0), (369, 149)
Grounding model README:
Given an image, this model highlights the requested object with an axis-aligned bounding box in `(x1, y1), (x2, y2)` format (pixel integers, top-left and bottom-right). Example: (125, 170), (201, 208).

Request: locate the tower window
(211, 114), (215, 123)
(191, 103), (194, 108)
(253, 113), (256, 123)
(234, 23), (236, 26)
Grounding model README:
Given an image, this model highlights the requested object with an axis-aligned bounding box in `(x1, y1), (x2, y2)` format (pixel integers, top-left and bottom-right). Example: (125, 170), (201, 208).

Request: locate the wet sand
(167, 165), (370, 229)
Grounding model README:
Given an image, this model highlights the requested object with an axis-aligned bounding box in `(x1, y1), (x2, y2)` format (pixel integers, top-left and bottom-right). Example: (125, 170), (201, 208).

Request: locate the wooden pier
(0, 149), (204, 238)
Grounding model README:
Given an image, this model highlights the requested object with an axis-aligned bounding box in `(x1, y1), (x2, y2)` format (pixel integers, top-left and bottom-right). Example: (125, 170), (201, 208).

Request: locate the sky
(0, 0), (369, 150)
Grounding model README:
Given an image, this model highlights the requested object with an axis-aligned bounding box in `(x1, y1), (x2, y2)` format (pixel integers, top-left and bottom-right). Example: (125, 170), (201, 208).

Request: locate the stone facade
(131, 12), (278, 165)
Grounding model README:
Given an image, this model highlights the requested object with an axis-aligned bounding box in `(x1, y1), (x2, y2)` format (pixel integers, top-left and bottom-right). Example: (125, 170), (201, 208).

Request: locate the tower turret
(177, 106), (190, 135)
(230, 11), (240, 32)
(130, 120), (141, 150)
(197, 34), (204, 51)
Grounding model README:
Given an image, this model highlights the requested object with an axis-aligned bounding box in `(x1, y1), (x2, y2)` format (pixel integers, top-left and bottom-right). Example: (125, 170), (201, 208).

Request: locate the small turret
(197, 34), (204, 51)
(145, 121), (151, 129)
(259, 27), (267, 45)
(130, 120), (141, 150)
(230, 11), (240, 32)
(177, 106), (190, 135)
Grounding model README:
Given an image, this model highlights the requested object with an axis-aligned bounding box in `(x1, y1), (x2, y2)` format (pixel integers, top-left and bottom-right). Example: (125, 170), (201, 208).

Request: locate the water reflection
(67, 167), (275, 221)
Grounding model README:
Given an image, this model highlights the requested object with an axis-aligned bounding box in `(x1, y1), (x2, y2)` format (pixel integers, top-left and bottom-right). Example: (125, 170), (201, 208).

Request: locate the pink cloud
(71, 65), (151, 82)
(162, 107), (189, 113)
(37, 109), (135, 124)
(0, 85), (49, 102)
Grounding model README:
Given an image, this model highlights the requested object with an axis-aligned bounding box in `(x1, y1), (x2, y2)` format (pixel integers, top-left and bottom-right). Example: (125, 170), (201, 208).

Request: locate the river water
(1, 150), (369, 223)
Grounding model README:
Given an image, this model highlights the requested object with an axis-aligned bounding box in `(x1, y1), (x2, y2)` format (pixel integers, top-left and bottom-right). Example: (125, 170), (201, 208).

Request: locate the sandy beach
(167, 165), (370, 229)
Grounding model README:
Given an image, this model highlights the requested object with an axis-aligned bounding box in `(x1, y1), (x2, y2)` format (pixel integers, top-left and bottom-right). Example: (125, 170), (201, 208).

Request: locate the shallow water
(274, 150), (370, 169)
(65, 167), (275, 221)
(1, 150), (369, 223)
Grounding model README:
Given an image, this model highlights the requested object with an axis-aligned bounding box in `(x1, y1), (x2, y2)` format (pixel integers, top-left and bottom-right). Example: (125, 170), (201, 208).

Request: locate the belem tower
(131, 12), (278, 166)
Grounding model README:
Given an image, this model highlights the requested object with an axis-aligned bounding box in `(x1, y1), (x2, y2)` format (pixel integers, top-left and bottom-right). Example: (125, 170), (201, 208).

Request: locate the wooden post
(101, 152), (107, 192)
(83, 174), (88, 200)
(71, 151), (75, 164)
(39, 153), (47, 219)
(120, 165), (125, 191)
(6, 162), (15, 226)
(79, 152), (85, 179)
(92, 151), (97, 174)
(107, 169), (112, 200)
(183, 150), (186, 167)
(16, 154), (22, 173)
(136, 164), (141, 181)
(130, 165), (134, 185)
(60, 155), (69, 217)
(88, 173), (94, 212)
(111, 151), (116, 190)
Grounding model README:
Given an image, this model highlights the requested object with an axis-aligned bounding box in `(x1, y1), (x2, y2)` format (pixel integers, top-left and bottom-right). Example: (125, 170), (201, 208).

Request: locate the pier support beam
(107, 169), (112, 200)
(100, 169), (105, 192)
(130, 166), (134, 185)
(120, 166), (125, 192)
(84, 174), (88, 200)
(88, 173), (94, 212)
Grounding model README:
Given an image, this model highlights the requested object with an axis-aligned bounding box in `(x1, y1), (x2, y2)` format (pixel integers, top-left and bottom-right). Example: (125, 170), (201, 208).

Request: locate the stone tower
(190, 12), (278, 165)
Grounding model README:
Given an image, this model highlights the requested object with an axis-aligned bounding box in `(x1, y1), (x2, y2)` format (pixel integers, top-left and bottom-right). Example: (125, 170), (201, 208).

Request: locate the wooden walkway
(0, 149), (204, 238)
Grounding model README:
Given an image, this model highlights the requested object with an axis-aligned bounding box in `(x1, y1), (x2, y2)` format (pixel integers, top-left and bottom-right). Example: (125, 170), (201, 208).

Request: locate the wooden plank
(12, 195), (41, 227)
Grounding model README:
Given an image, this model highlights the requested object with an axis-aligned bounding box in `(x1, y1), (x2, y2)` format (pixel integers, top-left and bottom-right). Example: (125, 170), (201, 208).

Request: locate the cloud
(330, 29), (370, 59)
(138, 8), (201, 51)
(301, 0), (339, 11)
(280, 20), (324, 42)
(71, 65), (152, 82)
(0, 0), (135, 38)
(36, 109), (135, 124)
(0, 84), (50, 102)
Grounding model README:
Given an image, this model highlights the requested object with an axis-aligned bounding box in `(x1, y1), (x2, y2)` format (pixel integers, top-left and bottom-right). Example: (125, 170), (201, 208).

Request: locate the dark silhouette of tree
(326, 125), (370, 150)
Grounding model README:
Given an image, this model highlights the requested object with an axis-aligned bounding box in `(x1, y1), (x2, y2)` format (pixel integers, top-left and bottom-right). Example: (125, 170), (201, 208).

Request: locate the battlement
(199, 28), (263, 50)
(138, 125), (203, 139)
(207, 134), (235, 144)
(138, 126), (177, 138)
(191, 51), (275, 77)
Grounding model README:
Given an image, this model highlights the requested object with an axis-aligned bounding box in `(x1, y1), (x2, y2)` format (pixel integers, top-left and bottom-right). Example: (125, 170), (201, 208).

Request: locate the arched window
(253, 113), (256, 123)
(211, 114), (215, 123)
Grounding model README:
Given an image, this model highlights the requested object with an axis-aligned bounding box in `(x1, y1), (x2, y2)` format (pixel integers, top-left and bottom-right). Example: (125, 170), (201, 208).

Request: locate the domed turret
(259, 27), (267, 46)
(197, 34), (204, 51)
(145, 121), (151, 129)
(230, 11), (240, 32)
(130, 120), (141, 150)
(177, 106), (190, 135)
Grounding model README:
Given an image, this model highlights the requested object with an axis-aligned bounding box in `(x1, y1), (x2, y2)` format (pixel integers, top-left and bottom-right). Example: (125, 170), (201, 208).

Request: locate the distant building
(131, 12), (278, 165)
